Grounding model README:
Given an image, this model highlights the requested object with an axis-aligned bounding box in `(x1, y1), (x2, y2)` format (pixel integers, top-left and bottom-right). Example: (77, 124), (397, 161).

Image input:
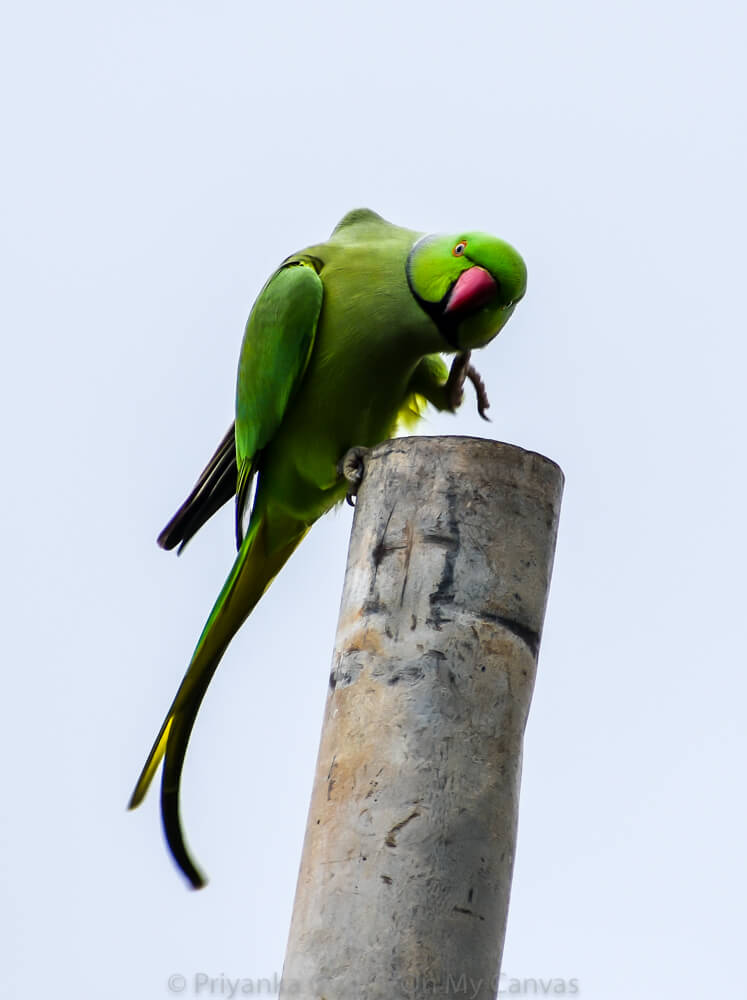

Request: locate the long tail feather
(130, 513), (308, 888)
(127, 718), (172, 810)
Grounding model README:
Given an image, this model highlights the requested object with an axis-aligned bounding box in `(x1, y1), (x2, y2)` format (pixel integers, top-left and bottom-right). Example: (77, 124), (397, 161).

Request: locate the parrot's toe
(338, 446), (370, 506)
(465, 363), (491, 421)
(445, 351), (471, 411)
(445, 351), (491, 420)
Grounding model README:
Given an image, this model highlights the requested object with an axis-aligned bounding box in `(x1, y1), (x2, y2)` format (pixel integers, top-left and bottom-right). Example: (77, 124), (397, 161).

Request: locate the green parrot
(129, 208), (527, 888)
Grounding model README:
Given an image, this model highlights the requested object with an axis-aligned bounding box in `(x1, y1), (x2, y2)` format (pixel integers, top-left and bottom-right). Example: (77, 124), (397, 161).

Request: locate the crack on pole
(480, 611), (540, 657)
(452, 905), (485, 921)
(426, 488), (460, 631)
(385, 810), (421, 848)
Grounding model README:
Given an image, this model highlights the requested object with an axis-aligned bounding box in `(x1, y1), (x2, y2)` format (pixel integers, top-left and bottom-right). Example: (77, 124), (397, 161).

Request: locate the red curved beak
(444, 266), (497, 315)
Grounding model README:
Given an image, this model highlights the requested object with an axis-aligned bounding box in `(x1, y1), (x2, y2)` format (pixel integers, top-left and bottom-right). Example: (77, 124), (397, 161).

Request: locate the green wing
(234, 257), (323, 545)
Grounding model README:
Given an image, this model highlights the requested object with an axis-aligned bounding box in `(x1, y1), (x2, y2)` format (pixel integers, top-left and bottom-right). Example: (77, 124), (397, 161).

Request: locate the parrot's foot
(446, 351), (491, 421)
(338, 446), (370, 506)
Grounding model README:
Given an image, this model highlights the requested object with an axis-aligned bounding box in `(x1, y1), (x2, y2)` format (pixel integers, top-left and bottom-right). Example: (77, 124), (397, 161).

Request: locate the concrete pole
(279, 437), (564, 1000)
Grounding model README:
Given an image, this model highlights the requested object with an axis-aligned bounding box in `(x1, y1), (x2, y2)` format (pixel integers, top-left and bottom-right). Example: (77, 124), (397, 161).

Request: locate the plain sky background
(2, 2), (745, 997)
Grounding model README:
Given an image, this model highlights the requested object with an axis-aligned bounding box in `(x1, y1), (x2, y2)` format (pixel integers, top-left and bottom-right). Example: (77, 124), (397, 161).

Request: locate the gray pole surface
(279, 437), (564, 1000)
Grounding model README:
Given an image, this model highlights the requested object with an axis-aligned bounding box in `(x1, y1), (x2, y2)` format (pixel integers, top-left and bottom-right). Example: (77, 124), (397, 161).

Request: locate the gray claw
(445, 351), (491, 419)
(338, 446), (370, 506)
(465, 364), (491, 421)
(445, 351), (471, 410)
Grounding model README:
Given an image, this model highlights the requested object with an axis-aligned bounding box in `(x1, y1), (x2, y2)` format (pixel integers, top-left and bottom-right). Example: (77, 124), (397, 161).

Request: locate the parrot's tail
(128, 512), (308, 888)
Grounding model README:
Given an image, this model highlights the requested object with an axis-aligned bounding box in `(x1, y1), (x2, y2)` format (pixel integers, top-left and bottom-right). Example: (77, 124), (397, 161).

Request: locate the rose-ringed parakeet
(129, 208), (527, 888)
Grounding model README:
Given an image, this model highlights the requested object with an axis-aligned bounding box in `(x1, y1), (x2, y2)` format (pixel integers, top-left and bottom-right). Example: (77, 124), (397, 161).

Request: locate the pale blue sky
(2, 2), (745, 997)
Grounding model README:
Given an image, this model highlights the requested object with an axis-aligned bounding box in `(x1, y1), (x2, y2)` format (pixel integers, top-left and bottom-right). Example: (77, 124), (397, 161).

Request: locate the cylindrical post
(279, 437), (564, 1000)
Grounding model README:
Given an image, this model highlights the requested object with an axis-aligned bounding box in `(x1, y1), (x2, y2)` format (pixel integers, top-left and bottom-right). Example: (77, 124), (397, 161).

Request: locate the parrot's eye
(452, 241), (468, 257)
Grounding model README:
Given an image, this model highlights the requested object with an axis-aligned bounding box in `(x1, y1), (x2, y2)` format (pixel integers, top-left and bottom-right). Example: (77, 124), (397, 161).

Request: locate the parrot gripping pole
(277, 436), (564, 1000)
(339, 352), (492, 507)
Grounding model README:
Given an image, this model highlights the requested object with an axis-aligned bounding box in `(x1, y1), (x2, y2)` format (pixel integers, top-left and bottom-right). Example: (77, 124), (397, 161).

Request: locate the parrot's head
(406, 231), (527, 351)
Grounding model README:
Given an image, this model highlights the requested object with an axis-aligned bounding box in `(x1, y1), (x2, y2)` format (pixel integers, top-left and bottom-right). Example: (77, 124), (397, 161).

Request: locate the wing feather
(156, 258), (323, 553)
(233, 259), (323, 541)
(157, 425), (237, 552)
